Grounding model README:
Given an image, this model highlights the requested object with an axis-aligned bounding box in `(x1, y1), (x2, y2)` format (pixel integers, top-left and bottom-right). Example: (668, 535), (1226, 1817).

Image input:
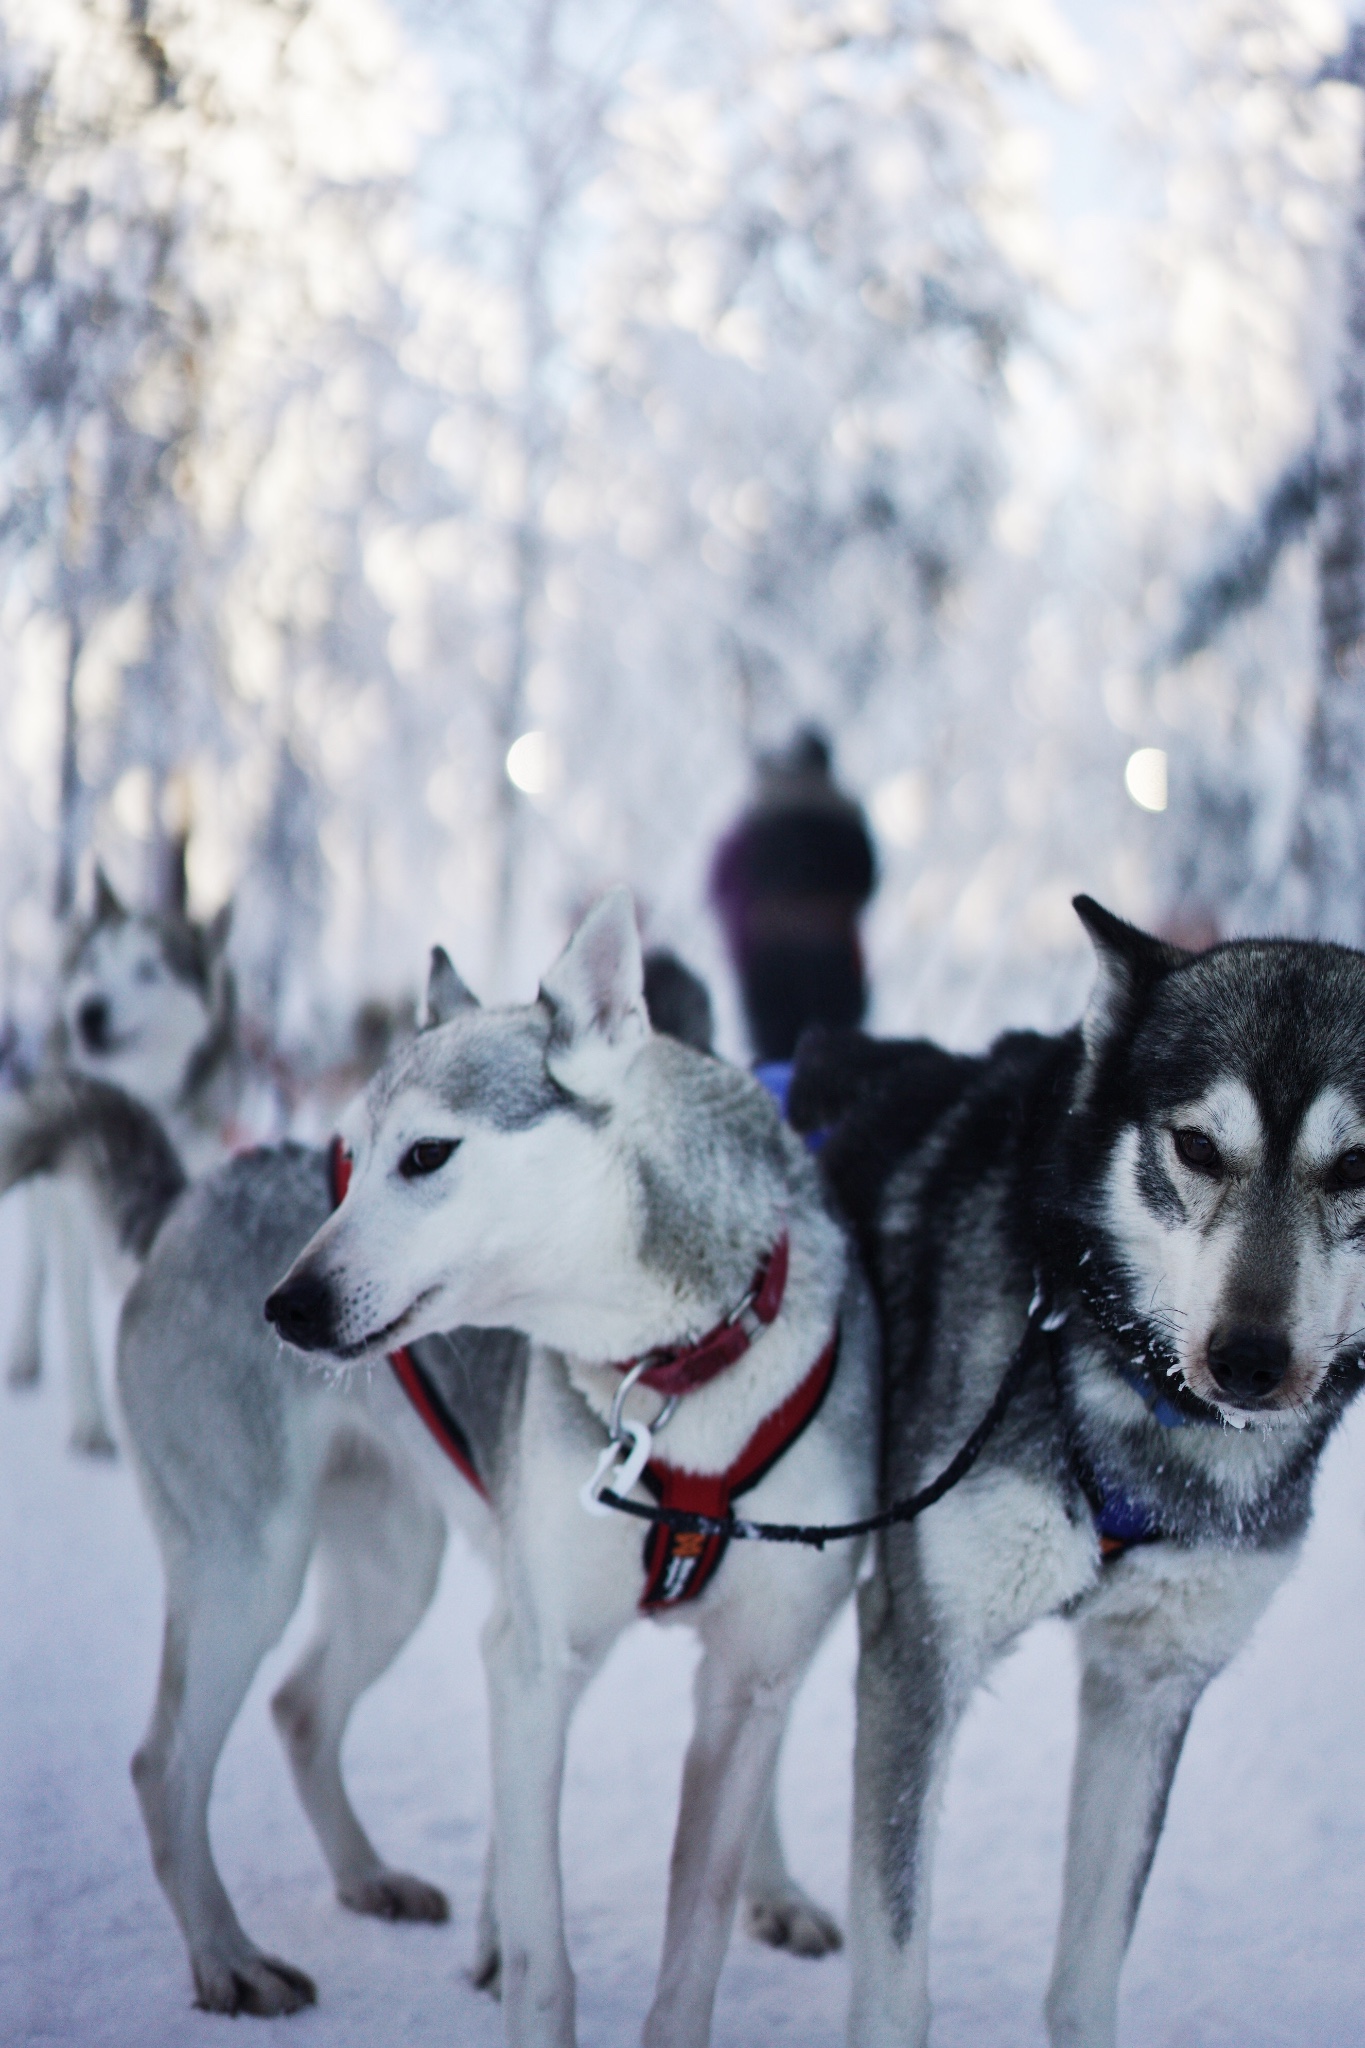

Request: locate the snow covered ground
(4, 1207), (1365, 2048)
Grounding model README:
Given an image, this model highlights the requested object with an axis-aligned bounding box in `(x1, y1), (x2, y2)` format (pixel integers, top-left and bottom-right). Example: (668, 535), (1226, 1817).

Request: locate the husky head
(1067, 896), (1365, 1426)
(265, 889), (789, 1366)
(60, 868), (234, 1112)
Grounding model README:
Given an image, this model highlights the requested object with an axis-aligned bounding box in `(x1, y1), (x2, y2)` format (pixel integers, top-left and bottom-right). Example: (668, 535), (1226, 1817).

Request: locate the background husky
(3, 868), (236, 1455)
(0, 902), (864, 2030)
(792, 899), (1365, 2048)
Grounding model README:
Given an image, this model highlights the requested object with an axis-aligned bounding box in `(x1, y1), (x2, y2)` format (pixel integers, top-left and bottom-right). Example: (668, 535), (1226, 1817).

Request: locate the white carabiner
(580, 1417), (653, 1518)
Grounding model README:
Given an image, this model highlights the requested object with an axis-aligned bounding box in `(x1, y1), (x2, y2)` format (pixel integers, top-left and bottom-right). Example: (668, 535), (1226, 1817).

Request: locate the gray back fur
(120, 1145), (334, 1531)
(0, 1075), (187, 1256)
(119, 1140), (528, 1528)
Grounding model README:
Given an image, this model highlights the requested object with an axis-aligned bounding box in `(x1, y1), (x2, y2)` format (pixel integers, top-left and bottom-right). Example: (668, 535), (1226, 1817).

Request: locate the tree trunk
(53, 615), (82, 919)
(1285, 148), (1365, 943)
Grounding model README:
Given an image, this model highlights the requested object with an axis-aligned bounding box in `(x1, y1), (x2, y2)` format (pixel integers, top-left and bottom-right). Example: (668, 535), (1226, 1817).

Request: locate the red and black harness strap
(598, 1288), (1057, 1561)
(637, 1332), (837, 1609)
(605, 1227), (833, 1609)
(328, 1139), (488, 1503)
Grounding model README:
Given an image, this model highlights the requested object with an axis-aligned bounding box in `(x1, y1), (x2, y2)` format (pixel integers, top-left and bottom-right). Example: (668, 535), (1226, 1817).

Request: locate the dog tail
(0, 1075), (188, 1258)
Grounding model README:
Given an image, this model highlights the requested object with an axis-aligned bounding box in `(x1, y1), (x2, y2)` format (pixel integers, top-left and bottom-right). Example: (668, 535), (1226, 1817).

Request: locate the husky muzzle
(264, 1270), (338, 1351)
(1205, 1325), (1292, 1403)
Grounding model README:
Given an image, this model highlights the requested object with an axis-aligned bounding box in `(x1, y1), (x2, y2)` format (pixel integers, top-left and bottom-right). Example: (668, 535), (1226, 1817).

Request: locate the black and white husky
(2, 892), (876, 2039)
(794, 898), (1365, 2048)
(3, 868), (235, 1453)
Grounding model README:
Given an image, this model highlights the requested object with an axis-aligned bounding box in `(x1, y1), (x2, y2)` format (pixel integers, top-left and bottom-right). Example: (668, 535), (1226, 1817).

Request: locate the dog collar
(1114, 1360), (1220, 1431)
(610, 1235), (790, 1400)
(1042, 1239), (1221, 1434)
(1089, 1359), (1221, 1560)
(1056, 1337), (1216, 1562)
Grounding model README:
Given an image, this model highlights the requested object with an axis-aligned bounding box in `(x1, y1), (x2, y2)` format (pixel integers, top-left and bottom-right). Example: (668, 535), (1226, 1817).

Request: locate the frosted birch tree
(0, 7), (209, 924)
(0, 0), (473, 1039)
(1130, 1), (1363, 940)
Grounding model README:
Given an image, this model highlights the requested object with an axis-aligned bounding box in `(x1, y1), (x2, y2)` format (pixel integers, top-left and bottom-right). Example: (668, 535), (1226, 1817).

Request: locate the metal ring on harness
(610, 1356), (678, 1443)
(580, 1360), (680, 1519)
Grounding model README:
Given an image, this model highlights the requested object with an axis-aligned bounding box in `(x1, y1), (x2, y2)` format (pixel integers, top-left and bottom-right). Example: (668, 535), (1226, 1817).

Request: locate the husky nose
(1207, 1328), (1291, 1402)
(264, 1271), (337, 1351)
(77, 997), (110, 1052)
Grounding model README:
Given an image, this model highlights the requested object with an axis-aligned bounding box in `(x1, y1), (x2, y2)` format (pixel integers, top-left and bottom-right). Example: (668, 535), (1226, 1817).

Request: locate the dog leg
(849, 1460), (1098, 2048)
(846, 1561), (966, 2048)
(741, 1774), (842, 1957)
(50, 1182), (117, 1456)
(644, 1562), (853, 2048)
(132, 1530), (318, 2017)
(270, 1426), (449, 1923)
(1045, 1550), (1291, 2048)
(471, 1833), (501, 1994)
(483, 1594), (614, 2048)
(644, 1661), (797, 2048)
(4, 1182), (47, 1388)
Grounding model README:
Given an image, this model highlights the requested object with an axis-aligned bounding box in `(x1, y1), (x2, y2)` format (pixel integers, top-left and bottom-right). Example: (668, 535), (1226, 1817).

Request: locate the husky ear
(425, 947), (479, 1028)
(92, 864), (125, 926)
(539, 887), (649, 1094)
(1074, 896), (1189, 1057)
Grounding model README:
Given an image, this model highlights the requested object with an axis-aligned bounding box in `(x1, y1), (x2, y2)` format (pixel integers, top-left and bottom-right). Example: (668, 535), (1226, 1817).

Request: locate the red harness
(606, 1232), (837, 1608)
(329, 1141), (835, 1608)
(635, 1335), (837, 1608)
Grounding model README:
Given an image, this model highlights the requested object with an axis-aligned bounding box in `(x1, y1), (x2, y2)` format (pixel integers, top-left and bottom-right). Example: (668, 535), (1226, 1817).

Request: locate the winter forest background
(2, 0), (1364, 1061)
(10, 8), (1365, 2044)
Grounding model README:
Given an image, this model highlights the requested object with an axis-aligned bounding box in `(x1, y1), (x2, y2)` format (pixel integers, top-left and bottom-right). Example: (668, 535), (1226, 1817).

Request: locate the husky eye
(399, 1138), (459, 1180)
(1174, 1127), (1222, 1174)
(1328, 1147), (1365, 1191)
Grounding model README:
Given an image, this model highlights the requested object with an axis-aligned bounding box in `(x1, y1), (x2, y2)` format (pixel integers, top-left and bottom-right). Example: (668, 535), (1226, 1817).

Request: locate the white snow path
(3, 1217), (1365, 2046)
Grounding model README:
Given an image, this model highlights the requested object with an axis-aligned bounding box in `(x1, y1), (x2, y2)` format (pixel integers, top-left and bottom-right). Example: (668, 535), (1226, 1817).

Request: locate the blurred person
(709, 726), (876, 1064)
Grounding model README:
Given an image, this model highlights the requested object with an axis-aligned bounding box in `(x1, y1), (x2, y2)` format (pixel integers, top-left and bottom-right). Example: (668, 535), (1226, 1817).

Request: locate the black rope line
(596, 1297), (1053, 1550)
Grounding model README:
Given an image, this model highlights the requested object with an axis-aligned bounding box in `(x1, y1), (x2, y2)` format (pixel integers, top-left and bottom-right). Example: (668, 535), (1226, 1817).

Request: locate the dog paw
(192, 1951), (317, 2016)
(338, 1870), (449, 1922)
(469, 1941), (501, 2000)
(744, 1890), (843, 1957)
(68, 1420), (117, 1459)
(6, 1350), (40, 1389)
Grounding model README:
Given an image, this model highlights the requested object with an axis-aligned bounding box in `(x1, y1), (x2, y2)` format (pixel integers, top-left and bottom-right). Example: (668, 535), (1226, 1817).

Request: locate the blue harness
(753, 1060), (826, 1149)
(1091, 1362), (1219, 1555)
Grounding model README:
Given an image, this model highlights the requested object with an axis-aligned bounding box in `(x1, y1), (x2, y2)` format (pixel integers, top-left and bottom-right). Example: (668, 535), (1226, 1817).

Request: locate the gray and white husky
(3, 867), (235, 1453)
(792, 897), (1365, 2048)
(3, 892), (877, 2040)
